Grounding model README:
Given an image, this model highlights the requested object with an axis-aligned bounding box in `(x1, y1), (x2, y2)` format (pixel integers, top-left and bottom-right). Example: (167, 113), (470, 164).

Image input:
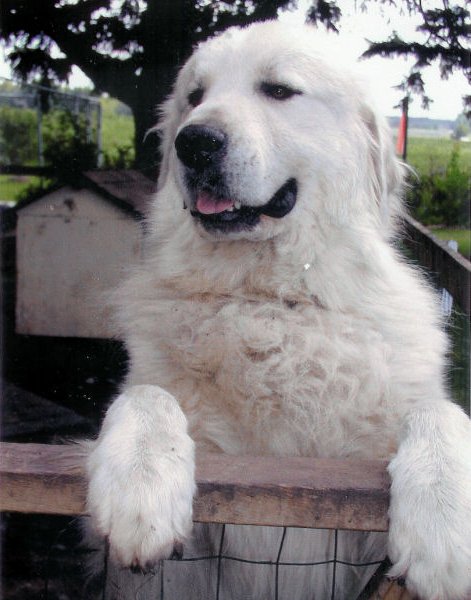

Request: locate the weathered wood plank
(194, 453), (390, 530)
(0, 442), (87, 515)
(0, 442), (390, 531)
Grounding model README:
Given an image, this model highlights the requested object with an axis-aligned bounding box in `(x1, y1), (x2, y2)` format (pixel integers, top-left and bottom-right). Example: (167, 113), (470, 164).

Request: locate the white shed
(16, 170), (154, 338)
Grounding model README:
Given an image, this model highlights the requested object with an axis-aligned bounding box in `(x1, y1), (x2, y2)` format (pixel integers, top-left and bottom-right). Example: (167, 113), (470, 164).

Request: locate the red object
(396, 111), (407, 156)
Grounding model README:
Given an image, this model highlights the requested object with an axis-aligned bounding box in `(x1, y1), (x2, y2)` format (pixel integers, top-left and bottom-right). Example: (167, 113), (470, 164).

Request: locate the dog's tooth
(234, 201), (241, 210)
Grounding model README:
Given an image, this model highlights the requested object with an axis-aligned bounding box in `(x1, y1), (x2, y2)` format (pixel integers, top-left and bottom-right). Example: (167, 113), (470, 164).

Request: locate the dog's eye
(261, 82), (301, 101)
(188, 88), (204, 107)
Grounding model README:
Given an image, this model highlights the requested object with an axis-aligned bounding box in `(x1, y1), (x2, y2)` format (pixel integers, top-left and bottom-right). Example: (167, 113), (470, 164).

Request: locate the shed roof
(84, 170), (155, 217)
(16, 169), (155, 219)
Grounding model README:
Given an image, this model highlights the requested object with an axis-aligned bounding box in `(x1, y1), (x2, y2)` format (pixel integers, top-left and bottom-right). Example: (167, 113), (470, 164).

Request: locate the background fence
(0, 78), (102, 173)
(402, 214), (470, 414)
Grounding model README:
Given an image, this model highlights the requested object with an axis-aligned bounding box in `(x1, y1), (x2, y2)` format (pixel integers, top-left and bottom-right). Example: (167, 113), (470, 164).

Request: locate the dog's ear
(154, 91), (181, 191)
(361, 105), (405, 236)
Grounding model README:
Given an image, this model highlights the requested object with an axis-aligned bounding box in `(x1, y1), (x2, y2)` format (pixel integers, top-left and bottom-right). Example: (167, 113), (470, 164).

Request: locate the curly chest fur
(146, 294), (397, 457)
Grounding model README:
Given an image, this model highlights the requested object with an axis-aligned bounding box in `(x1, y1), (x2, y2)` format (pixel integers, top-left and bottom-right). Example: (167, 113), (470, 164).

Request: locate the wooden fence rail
(0, 442), (390, 532)
(403, 214), (471, 316)
(1, 442), (412, 599)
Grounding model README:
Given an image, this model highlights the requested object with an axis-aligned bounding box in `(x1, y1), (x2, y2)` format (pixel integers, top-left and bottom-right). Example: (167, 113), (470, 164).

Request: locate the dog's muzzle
(174, 125), (297, 233)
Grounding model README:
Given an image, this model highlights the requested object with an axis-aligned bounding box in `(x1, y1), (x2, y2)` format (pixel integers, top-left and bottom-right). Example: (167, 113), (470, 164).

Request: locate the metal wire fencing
(3, 513), (390, 600)
(97, 524), (387, 600)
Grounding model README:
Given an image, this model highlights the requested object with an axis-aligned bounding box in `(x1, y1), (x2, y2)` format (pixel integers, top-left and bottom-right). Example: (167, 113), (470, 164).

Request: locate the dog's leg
(86, 384), (195, 568)
(388, 400), (471, 600)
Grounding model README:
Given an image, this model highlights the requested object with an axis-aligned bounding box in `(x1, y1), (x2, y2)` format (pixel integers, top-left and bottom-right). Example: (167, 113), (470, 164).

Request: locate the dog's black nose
(175, 125), (227, 171)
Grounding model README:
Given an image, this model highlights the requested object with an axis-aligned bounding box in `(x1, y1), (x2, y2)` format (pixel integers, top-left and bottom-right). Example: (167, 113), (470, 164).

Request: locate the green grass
(0, 176), (42, 202)
(431, 228), (471, 260)
(406, 137), (471, 176)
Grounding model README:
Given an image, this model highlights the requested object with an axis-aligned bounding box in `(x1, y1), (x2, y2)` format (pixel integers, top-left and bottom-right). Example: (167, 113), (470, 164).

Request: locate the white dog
(86, 21), (471, 600)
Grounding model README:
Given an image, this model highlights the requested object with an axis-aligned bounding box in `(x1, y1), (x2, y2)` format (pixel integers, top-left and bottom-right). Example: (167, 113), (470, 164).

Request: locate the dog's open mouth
(190, 178), (297, 233)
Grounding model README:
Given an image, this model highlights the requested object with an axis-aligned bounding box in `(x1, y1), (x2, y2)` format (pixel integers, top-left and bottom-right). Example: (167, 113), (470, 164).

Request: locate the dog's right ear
(154, 91), (181, 191)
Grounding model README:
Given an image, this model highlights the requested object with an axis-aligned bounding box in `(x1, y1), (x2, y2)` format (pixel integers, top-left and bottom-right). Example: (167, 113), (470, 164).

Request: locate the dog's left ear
(361, 105), (405, 236)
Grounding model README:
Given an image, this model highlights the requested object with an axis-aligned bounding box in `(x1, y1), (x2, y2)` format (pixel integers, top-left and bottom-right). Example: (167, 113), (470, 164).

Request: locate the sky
(281, 0), (469, 120)
(0, 0), (468, 121)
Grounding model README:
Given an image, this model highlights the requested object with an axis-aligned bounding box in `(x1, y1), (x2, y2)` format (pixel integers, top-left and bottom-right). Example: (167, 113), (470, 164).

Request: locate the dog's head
(157, 21), (403, 243)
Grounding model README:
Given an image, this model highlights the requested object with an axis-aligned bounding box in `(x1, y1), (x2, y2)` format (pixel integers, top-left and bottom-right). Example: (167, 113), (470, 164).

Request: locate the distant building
(16, 170), (154, 338)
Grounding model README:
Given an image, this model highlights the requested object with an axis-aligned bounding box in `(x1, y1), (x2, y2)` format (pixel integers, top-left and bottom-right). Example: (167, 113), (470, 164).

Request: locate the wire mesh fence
(0, 77), (102, 169)
(3, 512), (390, 600)
(98, 525), (387, 600)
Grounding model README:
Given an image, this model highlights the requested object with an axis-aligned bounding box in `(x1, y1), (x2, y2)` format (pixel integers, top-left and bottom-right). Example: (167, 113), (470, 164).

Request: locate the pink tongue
(196, 192), (234, 215)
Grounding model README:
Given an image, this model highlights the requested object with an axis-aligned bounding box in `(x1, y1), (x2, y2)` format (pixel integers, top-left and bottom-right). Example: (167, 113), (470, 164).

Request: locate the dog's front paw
(86, 385), (196, 567)
(387, 411), (471, 600)
(388, 512), (471, 600)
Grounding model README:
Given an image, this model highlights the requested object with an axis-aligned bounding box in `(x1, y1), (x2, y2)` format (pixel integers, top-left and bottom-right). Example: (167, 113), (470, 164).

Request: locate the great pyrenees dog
(86, 21), (471, 600)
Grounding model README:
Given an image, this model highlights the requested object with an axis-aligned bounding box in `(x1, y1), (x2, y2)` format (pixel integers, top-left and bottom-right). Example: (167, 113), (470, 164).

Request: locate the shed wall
(16, 187), (142, 338)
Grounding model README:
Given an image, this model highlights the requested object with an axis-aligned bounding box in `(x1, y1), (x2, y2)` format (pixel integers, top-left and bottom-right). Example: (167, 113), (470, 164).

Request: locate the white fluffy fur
(86, 21), (471, 599)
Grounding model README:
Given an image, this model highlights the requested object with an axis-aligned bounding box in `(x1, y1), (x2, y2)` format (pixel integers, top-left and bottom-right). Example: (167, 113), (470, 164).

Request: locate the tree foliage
(408, 145), (470, 227)
(42, 110), (99, 179)
(0, 106), (37, 164)
(1, 0), (305, 171)
(0, 104), (99, 178)
(452, 113), (471, 140)
(362, 2), (470, 115)
(1, 1), (469, 171)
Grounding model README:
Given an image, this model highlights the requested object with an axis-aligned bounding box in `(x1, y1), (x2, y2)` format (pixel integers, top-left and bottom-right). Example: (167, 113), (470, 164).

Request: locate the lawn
(0, 176), (43, 202)
(405, 138), (470, 260)
(431, 228), (471, 260)
(406, 137), (471, 176)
